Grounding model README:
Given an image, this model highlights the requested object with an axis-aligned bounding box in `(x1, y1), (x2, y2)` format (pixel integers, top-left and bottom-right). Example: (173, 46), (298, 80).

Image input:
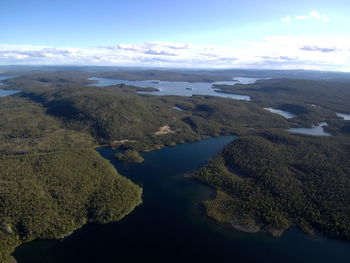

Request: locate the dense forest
(4, 73), (290, 151)
(115, 150), (144, 163)
(214, 78), (350, 115)
(1, 69), (350, 262)
(0, 96), (142, 263)
(187, 131), (350, 239)
(3, 66), (350, 82)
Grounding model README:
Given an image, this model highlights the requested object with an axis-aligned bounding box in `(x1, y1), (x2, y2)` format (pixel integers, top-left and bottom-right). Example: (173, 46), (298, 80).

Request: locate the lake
(87, 77), (253, 100)
(0, 76), (20, 96)
(336, 112), (350, 121)
(0, 75), (15, 85)
(14, 136), (350, 263)
(264, 108), (296, 119)
(0, 89), (20, 97)
(289, 122), (331, 136)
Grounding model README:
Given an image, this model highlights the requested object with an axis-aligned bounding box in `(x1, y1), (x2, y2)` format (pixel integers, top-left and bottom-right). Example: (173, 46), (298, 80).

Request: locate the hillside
(1, 70), (350, 261)
(187, 131), (350, 239)
(0, 96), (142, 263)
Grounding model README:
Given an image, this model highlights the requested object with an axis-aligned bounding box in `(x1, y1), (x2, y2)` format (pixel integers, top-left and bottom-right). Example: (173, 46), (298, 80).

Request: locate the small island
(136, 86), (159, 92)
(115, 150), (144, 163)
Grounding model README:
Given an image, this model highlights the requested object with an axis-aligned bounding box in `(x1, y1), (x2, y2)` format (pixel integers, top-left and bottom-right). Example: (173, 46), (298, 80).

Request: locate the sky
(1, 0), (350, 71)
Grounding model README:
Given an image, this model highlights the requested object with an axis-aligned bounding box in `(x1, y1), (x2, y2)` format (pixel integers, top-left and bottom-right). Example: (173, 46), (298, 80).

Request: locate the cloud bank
(281, 10), (330, 24)
(1, 37), (350, 71)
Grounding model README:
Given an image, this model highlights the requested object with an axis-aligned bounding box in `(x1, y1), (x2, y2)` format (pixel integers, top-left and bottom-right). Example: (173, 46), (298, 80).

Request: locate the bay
(14, 136), (350, 263)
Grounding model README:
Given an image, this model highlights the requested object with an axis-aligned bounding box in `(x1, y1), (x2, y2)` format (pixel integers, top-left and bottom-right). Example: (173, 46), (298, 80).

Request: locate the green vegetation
(94, 69), (235, 83)
(214, 78), (350, 135)
(0, 97), (95, 154)
(4, 66), (350, 82)
(0, 150), (141, 263)
(214, 78), (350, 113)
(13, 80), (288, 151)
(187, 77), (350, 240)
(187, 131), (350, 239)
(5, 73), (292, 154)
(115, 150), (144, 163)
(0, 96), (142, 263)
(1, 69), (350, 261)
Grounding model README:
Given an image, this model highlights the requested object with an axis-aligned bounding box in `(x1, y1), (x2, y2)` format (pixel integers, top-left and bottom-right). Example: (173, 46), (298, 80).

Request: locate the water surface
(289, 122), (331, 136)
(88, 77), (253, 100)
(0, 75), (14, 84)
(0, 89), (20, 97)
(0, 76), (20, 96)
(336, 112), (350, 121)
(14, 136), (350, 263)
(264, 108), (296, 119)
(173, 106), (185, 111)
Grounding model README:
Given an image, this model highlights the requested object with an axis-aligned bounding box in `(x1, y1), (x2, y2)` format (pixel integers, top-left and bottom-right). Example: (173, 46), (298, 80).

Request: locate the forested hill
(214, 78), (350, 114)
(1, 70), (350, 262)
(0, 72), (289, 263)
(9, 74), (290, 151)
(187, 131), (350, 239)
(0, 96), (142, 263)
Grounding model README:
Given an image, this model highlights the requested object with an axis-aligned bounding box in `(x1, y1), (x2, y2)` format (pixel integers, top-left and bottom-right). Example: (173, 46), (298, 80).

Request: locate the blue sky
(1, 0), (350, 70)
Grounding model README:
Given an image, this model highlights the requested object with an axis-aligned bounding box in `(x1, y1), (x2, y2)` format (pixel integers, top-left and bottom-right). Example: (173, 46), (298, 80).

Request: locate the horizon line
(1, 65), (350, 74)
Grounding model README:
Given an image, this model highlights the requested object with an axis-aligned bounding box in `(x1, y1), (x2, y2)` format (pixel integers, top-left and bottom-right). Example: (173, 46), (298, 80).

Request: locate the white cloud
(101, 42), (192, 56)
(309, 10), (330, 22)
(295, 15), (307, 21)
(281, 10), (330, 23)
(0, 37), (349, 71)
(281, 15), (292, 24)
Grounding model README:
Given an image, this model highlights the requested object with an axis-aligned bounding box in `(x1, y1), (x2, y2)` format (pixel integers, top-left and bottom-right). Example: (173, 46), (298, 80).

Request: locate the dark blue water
(14, 136), (350, 263)
(87, 77), (253, 100)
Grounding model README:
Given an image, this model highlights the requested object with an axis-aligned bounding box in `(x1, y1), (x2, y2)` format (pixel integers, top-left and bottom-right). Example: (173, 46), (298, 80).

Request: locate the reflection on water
(264, 108), (296, 119)
(289, 122), (331, 136)
(0, 75), (15, 83)
(0, 76), (20, 96)
(336, 112), (350, 121)
(173, 106), (185, 111)
(0, 89), (20, 97)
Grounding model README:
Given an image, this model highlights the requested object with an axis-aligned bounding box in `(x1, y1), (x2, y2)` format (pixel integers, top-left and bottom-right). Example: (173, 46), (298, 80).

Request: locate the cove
(336, 112), (350, 121)
(0, 76), (20, 96)
(13, 136), (350, 263)
(0, 89), (20, 97)
(289, 122), (331, 136)
(0, 76), (12, 84)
